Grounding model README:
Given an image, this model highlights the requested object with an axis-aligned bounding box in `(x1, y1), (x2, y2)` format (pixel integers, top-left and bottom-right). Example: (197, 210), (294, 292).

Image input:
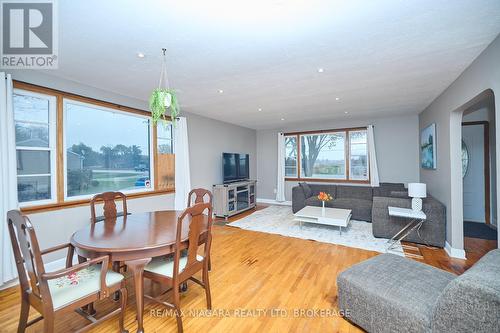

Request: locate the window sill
(284, 178), (370, 184)
(20, 189), (175, 214)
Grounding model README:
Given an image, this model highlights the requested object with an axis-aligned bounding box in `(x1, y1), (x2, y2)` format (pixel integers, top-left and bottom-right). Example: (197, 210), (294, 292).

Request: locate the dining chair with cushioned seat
(90, 191), (128, 224)
(187, 188), (213, 270)
(143, 202), (213, 333)
(7, 210), (128, 333)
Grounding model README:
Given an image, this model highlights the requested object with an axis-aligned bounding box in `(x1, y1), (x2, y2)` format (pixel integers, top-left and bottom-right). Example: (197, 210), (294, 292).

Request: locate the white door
(462, 124), (485, 223)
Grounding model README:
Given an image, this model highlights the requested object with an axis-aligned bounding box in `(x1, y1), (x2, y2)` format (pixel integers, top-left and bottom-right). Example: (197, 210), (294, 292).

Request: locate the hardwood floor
(0, 205), (495, 332)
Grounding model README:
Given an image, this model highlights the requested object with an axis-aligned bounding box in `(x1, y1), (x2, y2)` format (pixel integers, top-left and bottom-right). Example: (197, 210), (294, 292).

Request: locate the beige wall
(419, 34), (500, 253)
(257, 114), (420, 201)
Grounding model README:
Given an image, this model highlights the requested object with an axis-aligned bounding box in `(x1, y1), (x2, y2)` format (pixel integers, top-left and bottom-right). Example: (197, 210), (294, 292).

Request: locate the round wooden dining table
(71, 210), (209, 333)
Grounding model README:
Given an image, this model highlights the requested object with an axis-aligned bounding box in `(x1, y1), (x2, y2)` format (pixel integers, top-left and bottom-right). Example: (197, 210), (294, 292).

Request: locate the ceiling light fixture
(281, 118), (285, 121)
(336, 97), (340, 101)
(344, 111), (348, 114)
(258, 108), (262, 111)
(218, 89), (224, 94)
(137, 52), (145, 58)
(317, 68), (324, 73)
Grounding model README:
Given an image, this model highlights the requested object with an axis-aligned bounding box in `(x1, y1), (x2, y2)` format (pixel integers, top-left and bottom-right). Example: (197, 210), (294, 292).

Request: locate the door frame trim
(462, 121), (491, 224)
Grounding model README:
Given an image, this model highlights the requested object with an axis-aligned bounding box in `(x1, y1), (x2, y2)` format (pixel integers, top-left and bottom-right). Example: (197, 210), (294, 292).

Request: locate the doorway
(461, 97), (498, 254)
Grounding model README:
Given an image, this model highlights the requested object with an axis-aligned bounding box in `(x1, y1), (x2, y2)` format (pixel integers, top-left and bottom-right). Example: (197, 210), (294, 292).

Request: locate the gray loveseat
(337, 249), (500, 333)
(292, 182), (446, 247)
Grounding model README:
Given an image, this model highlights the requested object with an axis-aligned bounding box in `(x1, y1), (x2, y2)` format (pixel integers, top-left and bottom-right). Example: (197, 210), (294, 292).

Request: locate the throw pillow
(299, 182), (313, 198)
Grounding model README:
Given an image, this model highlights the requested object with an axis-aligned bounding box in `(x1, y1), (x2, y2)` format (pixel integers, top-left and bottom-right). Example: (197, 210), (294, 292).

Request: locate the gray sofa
(292, 182), (446, 247)
(337, 249), (500, 333)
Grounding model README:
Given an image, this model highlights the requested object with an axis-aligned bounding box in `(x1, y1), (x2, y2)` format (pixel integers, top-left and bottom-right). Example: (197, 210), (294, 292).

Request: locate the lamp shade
(408, 183), (427, 198)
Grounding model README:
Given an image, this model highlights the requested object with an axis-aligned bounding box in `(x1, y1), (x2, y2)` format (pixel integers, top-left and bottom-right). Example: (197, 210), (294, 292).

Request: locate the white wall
(257, 114), (420, 201)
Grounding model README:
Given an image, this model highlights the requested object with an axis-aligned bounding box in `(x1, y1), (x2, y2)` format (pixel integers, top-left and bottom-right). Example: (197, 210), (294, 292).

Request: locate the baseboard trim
(444, 241), (467, 259)
(257, 198), (292, 206)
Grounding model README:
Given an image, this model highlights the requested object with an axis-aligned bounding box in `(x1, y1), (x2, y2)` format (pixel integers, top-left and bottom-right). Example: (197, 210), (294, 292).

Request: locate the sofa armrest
(372, 196), (446, 247)
(292, 186), (307, 213)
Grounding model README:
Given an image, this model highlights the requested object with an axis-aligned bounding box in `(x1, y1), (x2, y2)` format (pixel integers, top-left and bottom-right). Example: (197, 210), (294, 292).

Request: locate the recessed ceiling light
(344, 111), (348, 114)
(280, 118), (285, 121)
(137, 52), (145, 58)
(218, 89), (224, 94)
(317, 68), (324, 73)
(258, 108), (262, 111)
(336, 97), (340, 101)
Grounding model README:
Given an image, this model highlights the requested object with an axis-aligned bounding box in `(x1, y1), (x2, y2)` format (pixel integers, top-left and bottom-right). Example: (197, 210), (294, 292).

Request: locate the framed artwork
(421, 123), (436, 169)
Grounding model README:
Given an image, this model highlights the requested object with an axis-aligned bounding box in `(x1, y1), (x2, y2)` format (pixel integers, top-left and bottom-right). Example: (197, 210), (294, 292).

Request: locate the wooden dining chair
(187, 188), (213, 271)
(7, 210), (128, 333)
(143, 202), (213, 333)
(90, 191), (128, 224)
(187, 188), (213, 208)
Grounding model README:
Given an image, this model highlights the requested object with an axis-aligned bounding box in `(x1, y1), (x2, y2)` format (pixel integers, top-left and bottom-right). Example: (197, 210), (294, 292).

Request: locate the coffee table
(294, 206), (352, 235)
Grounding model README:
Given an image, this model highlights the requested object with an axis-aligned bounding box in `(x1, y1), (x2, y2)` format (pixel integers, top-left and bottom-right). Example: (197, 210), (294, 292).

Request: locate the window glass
(65, 101), (152, 197)
(13, 91), (55, 204)
(285, 136), (297, 177)
(300, 132), (346, 179)
(349, 130), (369, 180)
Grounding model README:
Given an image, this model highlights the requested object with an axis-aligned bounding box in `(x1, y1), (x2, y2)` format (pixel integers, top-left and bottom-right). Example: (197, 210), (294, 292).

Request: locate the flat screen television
(223, 153), (249, 183)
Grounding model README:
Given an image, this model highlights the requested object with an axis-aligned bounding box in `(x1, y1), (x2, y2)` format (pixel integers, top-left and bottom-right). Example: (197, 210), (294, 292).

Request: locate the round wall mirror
(462, 140), (469, 178)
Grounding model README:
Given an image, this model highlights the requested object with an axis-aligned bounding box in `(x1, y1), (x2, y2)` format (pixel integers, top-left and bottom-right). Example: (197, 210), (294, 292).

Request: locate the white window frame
(348, 130), (369, 181)
(14, 89), (57, 207)
(62, 98), (155, 201)
(284, 135), (298, 178)
(157, 121), (174, 155)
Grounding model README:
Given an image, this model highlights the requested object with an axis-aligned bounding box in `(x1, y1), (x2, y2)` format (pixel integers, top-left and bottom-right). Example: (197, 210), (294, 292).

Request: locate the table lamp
(408, 183), (426, 211)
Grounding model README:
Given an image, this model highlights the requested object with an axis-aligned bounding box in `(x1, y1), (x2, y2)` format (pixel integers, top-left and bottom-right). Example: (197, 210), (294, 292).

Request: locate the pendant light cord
(158, 48), (170, 89)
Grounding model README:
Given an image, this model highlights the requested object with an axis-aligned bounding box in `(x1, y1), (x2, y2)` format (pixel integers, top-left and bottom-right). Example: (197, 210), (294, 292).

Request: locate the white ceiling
(47, 0), (500, 129)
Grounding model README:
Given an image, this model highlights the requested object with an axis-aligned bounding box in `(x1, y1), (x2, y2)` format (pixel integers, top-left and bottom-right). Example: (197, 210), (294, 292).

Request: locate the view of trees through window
(65, 101), (152, 197)
(285, 128), (368, 181)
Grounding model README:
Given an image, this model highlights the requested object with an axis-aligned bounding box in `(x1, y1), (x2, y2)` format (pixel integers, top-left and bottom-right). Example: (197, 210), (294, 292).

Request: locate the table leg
(125, 258), (152, 333)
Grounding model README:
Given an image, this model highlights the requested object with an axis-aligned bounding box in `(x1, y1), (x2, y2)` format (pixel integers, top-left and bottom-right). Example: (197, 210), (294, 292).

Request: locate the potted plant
(149, 88), (180, 125)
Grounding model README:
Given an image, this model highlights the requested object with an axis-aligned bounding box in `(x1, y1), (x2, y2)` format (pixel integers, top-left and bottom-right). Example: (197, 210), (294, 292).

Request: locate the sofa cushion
(338, 253), (455, 333)
(390, 190), (408, 198)
(299, 182), (312, 198)
(431, 249), (500, 333)
(336, 185), (372, 200)
(309, 184), (336, 197)
(373, 182), (406, 197)
(331, 198), (372, 222)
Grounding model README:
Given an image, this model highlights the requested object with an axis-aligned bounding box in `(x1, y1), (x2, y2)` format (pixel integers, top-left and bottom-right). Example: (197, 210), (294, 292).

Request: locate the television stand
(213, 180), (257, 220)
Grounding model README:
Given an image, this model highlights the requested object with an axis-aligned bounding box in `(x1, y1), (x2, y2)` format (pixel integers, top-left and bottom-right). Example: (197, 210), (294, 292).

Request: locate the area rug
(228, 205), (404, 256)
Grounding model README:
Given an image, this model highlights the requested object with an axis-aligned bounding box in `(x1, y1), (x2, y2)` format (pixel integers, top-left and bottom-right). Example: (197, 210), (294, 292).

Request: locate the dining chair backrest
(174, 202), (213, 280)
(187, 188), (213, 208)
(90, 191), (128, 223)
(7, 210), (47, 299)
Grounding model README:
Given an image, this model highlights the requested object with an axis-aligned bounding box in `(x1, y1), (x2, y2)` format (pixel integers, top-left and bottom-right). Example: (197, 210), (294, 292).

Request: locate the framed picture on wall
(421, 123), (437, 169)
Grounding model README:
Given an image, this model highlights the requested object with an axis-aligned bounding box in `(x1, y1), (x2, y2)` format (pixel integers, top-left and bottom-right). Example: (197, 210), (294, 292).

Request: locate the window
(156, 122), (175, 190)
(284, 127), (369, 182)
(13, 81), (175, 210)
(13, 90), (57, 205)
(300, 132), (346, 179)
(285, 136), (297, 177)
(64, 99), (153, 199)
(349, 130), (368, 180)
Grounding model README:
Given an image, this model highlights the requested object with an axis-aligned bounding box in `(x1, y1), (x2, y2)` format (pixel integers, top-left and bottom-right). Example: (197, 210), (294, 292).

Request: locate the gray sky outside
(66, 103), (150, 153)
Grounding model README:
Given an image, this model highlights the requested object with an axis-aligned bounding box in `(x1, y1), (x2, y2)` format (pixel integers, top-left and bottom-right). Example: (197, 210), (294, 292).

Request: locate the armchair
(7, 210), (127, 333)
